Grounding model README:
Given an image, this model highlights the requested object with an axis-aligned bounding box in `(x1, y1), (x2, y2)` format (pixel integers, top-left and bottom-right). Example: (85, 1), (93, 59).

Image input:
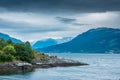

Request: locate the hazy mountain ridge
(0, 33), (22, 43)
(32, 37), (73, 49)
(32, 38), (57, 49)
(37, 28), (120, 53)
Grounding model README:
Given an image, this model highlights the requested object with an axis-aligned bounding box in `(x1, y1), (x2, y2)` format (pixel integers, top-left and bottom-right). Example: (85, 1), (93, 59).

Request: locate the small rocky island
(0, 53), (88, 74)
(0, 38), (88, 74)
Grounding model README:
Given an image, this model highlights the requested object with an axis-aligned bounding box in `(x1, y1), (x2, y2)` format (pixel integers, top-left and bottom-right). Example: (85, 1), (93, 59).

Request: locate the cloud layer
(0, 0), (120, 41)
(0, 0), (120, 13)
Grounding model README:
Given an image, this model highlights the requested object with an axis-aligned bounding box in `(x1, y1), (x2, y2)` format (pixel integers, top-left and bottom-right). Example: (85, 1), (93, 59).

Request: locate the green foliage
(0, 38), (53, 63)
(0, 53), (14, 62)
(14, 41), (35, 62)
(7, 39), (13, 45)
(0, 38), (7, 50)
(0, 38), (35, 62)
(3, 45), (16, 55)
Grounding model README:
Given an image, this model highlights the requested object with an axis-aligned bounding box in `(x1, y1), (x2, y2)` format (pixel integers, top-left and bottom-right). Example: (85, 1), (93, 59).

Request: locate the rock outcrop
(0, 59), (88, 74)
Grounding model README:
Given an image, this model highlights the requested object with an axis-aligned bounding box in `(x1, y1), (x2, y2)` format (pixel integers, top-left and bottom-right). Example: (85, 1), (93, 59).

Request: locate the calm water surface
(0, 53), (120, 80)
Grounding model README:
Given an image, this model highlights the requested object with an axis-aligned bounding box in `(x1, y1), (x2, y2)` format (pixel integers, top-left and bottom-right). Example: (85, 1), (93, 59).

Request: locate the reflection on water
(0, 68), (34, 75)
(0, 53), (120, 80)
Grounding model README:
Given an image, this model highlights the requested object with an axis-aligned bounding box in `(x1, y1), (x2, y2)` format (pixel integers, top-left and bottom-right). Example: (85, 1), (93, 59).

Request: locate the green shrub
(14, 42), (35, 62)
(0, 38), (35, 63)
(0, 53), (14, 62)
(0, 38), (7, 50)
(3, 45), (16, 55)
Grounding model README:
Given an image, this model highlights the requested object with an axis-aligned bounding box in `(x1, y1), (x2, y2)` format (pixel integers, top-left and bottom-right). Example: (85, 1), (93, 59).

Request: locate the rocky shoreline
(0, 58), (89, 74)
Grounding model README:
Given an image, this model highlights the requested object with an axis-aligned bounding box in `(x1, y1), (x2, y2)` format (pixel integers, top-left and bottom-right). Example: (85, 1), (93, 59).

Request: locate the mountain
(32, 38), (57, 49)
(56, 37), (73, 44)
(0, 33), (22, 43)
(32, 37), (73, 49)
(37, 28), (120, 53)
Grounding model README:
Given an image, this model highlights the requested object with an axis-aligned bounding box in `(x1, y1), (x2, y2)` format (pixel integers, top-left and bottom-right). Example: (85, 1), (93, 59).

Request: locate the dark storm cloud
(0, 0), (120, 13)
(56, 17), (76, 23)
(56, 17), (91, 26)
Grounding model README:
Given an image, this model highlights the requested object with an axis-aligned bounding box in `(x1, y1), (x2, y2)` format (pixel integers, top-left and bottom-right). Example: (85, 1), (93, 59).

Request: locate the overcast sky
(0, 0), (120, 41)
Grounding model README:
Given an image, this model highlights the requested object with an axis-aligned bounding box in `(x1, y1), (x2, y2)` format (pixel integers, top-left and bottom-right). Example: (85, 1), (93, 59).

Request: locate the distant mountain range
(0, 33), (22, 43)
(56, 37), (73, 44)
(32, 37), (72, 49)
(37, 28), (120, 53)
(0, 32), (72, 49)
(32, 38), (57, 49)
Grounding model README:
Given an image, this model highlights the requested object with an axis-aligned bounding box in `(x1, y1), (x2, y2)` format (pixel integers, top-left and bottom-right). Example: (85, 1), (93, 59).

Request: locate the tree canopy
(0, 38), (35, 62)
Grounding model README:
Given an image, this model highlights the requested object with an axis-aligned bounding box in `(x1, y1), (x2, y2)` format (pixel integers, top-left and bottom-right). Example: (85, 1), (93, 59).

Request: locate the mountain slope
(56, 37), (73, 44)
(32, 38), (57, 49)
(32, 37), (72, 49)
(37, 28), (120, 53)
(0, 33), (22, 43)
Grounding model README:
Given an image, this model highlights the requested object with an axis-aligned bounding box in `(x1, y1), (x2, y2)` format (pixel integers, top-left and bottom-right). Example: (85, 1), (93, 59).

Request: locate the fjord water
(0, 53), (120, 80)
